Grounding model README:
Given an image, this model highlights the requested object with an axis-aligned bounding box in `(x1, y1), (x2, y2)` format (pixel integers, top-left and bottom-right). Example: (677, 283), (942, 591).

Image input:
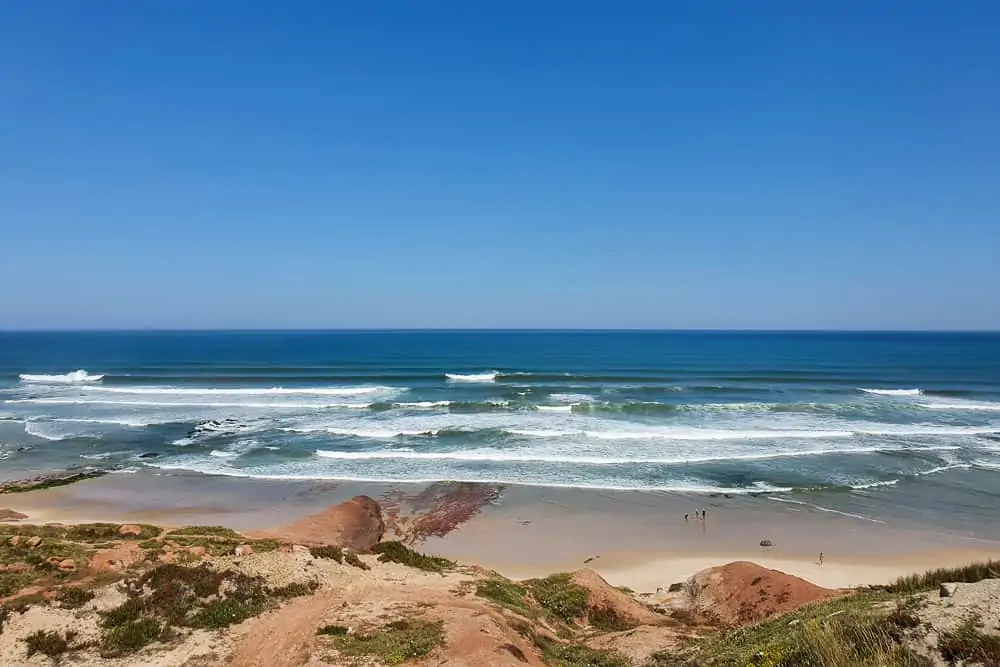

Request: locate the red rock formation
(684, 561), (839, 626)
(263, 495), (385, 552)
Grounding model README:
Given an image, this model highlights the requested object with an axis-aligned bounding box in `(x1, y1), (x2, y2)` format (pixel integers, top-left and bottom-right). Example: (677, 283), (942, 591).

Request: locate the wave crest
(445, 372), (497, 383)
(19, 369), (104, 384)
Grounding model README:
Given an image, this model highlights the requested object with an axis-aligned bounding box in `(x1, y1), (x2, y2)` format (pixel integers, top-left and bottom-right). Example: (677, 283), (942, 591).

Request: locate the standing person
(684, 513), (689, 522)
(819, 552), (824, 565)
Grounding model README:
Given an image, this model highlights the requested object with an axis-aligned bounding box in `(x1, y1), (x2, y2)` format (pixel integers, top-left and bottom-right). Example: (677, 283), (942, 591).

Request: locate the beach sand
(4, 470), (998, 591)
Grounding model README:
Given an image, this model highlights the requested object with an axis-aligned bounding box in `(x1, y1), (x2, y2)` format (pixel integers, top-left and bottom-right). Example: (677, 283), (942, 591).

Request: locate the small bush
(318, 624), (349, 636)
(588, 605), (635, 631)
(55, 586), (95, 609)
(101, 619), (162, 656)
(334, 619), (444, 664)
(345, 552), (370, 570)
(24, 629), (72, 659)
(309, 545), (343, 562)
(541, 642), (631, 667)
(476, 578), (533, 617)
(938, 615), (1000, 665)
(370, 541), (453, 573)
(526, 573), (588, 623)
(168, 525), (242, 538)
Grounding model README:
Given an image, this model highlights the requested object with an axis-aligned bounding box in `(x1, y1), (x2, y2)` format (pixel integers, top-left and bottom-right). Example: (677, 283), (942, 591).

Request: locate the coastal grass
(24, 629), (79, 659)
(476, 578), (535, 618)
(370, 541), (453, 573)
(98, 562), (317, 655)
(937, 614), (1000, 665)
(645, 591), (931, 667)
(309, 545), (344, 562)
(525, 573), (589, 624)
(884, 559), (1000, 594)
(54, 586), (95, 609)
(167, 526), (243, 538)
(331, 618), (445, 664)
(317, 624), (350, 636)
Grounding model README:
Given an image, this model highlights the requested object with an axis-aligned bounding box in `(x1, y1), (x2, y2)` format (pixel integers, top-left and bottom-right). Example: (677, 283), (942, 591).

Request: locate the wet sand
(4, 470), (999, 590)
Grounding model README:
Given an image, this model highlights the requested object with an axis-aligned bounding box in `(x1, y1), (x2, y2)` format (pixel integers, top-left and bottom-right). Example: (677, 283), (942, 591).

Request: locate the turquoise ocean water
(1, 331), (999, 519)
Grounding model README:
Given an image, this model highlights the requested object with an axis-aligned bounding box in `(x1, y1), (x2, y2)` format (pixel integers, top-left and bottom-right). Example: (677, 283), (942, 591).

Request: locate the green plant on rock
(370, 541), (453, 573)
(526, 573), (588, 623)
(333, 619), (445, 664)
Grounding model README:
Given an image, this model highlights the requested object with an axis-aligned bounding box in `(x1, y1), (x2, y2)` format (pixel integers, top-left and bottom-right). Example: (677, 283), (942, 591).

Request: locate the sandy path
(228, 590), (338, 667)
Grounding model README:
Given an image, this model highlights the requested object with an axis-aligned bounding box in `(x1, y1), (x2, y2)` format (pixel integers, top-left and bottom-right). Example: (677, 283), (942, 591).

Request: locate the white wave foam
(445, 372), (497, 383)
(921, 401), (1000, 412)
(508, 427), (854, 441)
(19, 369), (104, 384)
(536, 406), (573, 413)
(768, 496), (885, 522)
(914, 463), (971, 476)
(396, 401), (452, 408)
(858, 388), (922, 397)
(82, 385), (393, 396)
(10, 398), (371, 409)
(850, 479), (899, 489)
(144, 461), (793, 493)
(312, 445), (917, 465)
(47, 417), (153, 427)
(550, 393), (595, 403)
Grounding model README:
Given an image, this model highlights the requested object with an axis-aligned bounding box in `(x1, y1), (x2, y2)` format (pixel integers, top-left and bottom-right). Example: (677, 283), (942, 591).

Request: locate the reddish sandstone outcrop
(571, 569), (665, 627)
(684, 561), (839, 626)
(262, 495), (385, 552)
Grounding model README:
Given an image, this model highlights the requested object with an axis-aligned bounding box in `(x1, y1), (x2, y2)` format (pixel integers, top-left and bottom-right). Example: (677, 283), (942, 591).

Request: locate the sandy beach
(5, 470), (999, 591)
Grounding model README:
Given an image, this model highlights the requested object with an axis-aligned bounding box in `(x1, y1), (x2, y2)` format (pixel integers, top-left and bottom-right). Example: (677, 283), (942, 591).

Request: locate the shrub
(344, 552), (370, 570)
(55, 586), (95, 609)
(309, 545), (343, 563)
(525, 573), (588, 623)
(370, 542), (453, 573)
(318, 624), (349, 636)
(333, 619), (444, 664)
(24, 629), (73, 659)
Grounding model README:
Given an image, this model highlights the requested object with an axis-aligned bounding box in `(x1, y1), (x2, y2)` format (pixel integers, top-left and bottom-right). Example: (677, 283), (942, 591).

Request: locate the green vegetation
(317, 624), (350, 636)
(344, 551), (370, 570)
(525, 573), (589, 623)
(102, 619), (162, 656)
(938, 615), (1000, 666)
(370, 541), (453, 573)
(309, 545), (344, 562)
(885, 559), (1000, 594)
(167, 526), (242, 538)
(23, 629), (81, 660)
(332, 619), (445, 664)
(476, 578), (534, 617)
(587, 604), (635, 632)
(163, 533), (280, 557)
(97, 563), (317, 655)
(55, 586), (95, 609)
(646, 591), (932, 667)
(541, 642), (631, 667)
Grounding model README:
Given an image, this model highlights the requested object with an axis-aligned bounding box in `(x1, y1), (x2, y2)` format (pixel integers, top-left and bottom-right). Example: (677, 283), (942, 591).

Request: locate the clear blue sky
(2, 1), (998, 330)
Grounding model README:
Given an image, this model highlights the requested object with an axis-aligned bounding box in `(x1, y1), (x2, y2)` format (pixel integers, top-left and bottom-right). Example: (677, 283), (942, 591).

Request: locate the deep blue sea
(2, 331), (999, 501)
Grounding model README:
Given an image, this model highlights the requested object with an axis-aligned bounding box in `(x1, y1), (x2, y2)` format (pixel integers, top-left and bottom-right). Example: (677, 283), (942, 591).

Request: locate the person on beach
(819, 552), (824, 565)
(684, 513), (689, 522)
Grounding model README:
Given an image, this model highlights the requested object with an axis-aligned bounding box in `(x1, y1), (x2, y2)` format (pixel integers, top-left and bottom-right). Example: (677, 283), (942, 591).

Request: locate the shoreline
(4, 470), (999, 591)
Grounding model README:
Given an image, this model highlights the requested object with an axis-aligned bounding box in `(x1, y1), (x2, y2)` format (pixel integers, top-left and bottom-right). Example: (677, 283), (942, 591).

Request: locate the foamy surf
(19, 369), (104, 384)
(81, 385), (394, 396)
(445, 372), (498, 382)
(858, 388), (922, 396)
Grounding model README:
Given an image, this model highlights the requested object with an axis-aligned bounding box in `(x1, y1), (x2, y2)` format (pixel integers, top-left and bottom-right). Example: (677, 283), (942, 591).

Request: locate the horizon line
(2, 328), (999, 334)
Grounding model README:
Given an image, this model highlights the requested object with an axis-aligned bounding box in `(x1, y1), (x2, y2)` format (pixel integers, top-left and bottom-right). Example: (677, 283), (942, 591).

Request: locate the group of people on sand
(684, 509), (707, 521)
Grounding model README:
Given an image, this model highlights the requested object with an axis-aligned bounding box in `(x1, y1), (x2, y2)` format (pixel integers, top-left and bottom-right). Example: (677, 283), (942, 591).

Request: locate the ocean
(2, 331), (999, 510)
